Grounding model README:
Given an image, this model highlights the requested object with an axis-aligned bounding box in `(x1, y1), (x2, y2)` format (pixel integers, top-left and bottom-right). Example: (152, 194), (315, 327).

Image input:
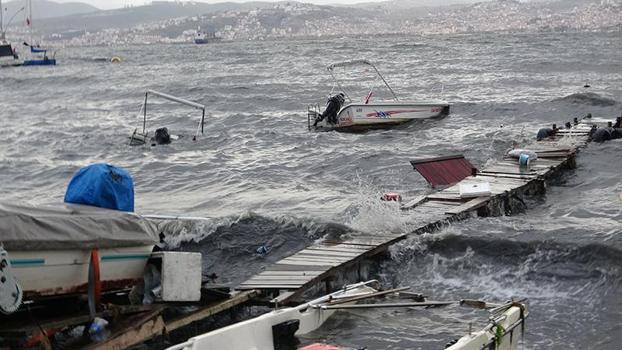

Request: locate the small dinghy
(166, 281), (528, 350)
(308, 60), (449, 132)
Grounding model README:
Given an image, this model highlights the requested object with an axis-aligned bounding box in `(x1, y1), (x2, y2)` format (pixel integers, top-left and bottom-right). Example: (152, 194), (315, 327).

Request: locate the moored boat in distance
(194, 27), (220, 44)
(0, 0), (23, 67)
(21, 0), (56, 66)
(308, 60), (449, 132)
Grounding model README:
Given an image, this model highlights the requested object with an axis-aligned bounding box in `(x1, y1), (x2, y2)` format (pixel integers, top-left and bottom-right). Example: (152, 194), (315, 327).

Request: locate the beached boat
(308, 60), (449, 132)
(0, 201), (158, 314)
(166, 281), (528, 350)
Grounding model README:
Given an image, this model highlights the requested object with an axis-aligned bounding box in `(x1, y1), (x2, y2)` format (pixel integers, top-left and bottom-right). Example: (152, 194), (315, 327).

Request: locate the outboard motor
(153, 127), (171, 145)
(315, 93), (345, 126)
(591, 128), (613, 143)
(0, 247), (23, 315)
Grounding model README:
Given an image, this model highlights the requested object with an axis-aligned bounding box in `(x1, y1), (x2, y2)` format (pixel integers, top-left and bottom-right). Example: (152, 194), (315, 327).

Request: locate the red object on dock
(382, 192), (402, 202)
(298, 343), (344, 350)
(410, 154), (476, 188)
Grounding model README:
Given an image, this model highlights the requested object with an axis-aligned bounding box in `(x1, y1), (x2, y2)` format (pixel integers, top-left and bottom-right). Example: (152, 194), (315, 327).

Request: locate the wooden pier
(236, 119), (596, 303)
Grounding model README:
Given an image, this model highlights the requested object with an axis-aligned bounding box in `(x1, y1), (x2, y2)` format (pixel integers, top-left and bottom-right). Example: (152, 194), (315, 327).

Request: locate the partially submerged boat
(308, 60), (449, 132)
(129, 89), (207, 146)
(166, 280), (528, 350)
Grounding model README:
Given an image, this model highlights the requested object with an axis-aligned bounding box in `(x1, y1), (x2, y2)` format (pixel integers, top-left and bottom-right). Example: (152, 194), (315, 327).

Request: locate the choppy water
(1, 31), (621, 349)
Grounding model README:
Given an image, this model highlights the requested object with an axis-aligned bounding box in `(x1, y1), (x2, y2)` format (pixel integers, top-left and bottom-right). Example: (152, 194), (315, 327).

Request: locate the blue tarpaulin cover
(64, 163), (135, 212)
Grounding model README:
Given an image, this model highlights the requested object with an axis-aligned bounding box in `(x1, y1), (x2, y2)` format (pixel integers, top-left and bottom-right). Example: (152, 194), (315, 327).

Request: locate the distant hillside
(35, 1), (289, 33)
(3, 0), (98, 20)
(5, 0), (620, 45)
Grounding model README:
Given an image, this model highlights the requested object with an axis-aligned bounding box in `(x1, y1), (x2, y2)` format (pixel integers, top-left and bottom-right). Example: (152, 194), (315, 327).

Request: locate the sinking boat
(166, 280), (528, 350)
(128, 89), (207, 146)
(308, 60), (449, 132)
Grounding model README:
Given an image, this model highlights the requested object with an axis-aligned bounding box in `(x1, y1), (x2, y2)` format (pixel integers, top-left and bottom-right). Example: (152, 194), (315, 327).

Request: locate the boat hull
(168, 281), (378, 350)
(22, 58), (56, 66)
(315, 102), (450, 131)
(10, 245), (154, 299)
(446, 305), (528, 350)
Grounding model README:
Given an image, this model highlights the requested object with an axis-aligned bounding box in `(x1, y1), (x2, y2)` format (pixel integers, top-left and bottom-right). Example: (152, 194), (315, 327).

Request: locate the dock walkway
(237, 120), (594, 302)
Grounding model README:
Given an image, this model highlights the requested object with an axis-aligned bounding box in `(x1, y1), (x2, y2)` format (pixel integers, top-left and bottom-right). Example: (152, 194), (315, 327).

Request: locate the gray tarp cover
(0, 202), (159, 250)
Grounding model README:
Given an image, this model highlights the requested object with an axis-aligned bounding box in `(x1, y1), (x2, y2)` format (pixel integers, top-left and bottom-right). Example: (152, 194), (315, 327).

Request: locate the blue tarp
(64, 164), (135, 212)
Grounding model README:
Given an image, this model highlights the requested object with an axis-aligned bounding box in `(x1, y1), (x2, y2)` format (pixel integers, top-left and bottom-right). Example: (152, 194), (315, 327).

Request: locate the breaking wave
(552, 92), (618, 106)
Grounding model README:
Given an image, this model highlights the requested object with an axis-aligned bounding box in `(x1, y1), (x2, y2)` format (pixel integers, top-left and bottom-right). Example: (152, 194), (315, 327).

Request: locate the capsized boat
(308, 60), (449, 132)
(166, 281), (528, 350)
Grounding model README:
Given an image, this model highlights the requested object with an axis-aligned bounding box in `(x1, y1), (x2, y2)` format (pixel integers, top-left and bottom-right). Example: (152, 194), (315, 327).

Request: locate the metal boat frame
(129, 89), (206, 145)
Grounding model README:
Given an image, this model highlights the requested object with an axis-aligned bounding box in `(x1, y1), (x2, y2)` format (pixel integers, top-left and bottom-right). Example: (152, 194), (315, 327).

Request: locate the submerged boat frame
(308, 60), (450, 132)
(129, 89), (207, 145)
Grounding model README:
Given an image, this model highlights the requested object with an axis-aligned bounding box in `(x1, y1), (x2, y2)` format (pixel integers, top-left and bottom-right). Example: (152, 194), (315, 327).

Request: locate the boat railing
(307, 103), (320, 131)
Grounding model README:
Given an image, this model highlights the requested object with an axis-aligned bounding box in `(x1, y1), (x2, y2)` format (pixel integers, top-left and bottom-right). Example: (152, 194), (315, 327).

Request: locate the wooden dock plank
(445, 197), (490, 215)
(251, 271), (323, 277)
(266, 264), (334, 271)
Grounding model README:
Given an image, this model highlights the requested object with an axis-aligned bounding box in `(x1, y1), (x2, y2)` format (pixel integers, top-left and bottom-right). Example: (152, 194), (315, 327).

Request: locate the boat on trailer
(308, 60), (449, 132)
(166, 280), (528, 350)
(0, 201), (158, 314)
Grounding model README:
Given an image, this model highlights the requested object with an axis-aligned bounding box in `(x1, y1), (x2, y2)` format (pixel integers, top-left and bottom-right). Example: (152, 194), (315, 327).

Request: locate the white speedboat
(0, 201), (158, 314)
(166, 281), (528, 350)
(308, 60), (449, 131)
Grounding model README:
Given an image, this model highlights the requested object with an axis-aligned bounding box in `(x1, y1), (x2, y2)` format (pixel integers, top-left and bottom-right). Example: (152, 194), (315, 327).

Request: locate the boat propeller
(0, 247), (23, 315)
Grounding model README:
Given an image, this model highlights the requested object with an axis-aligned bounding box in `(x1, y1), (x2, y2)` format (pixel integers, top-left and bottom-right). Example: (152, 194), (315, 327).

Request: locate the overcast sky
(47, 0), (478, 10)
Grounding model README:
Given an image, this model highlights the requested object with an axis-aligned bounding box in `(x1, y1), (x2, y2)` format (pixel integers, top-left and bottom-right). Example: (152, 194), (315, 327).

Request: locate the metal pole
(1, 0), (4, 39)
(143, 92), (148, 134)
(201, 108), (205, 134)
(327, 67), (351, 103)
(321, 300), (455, 310)
(370, 63), (399, 102)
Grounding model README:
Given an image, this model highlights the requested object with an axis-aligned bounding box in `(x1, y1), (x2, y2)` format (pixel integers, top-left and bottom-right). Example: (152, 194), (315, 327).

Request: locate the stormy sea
(1, 31), (621, 349)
